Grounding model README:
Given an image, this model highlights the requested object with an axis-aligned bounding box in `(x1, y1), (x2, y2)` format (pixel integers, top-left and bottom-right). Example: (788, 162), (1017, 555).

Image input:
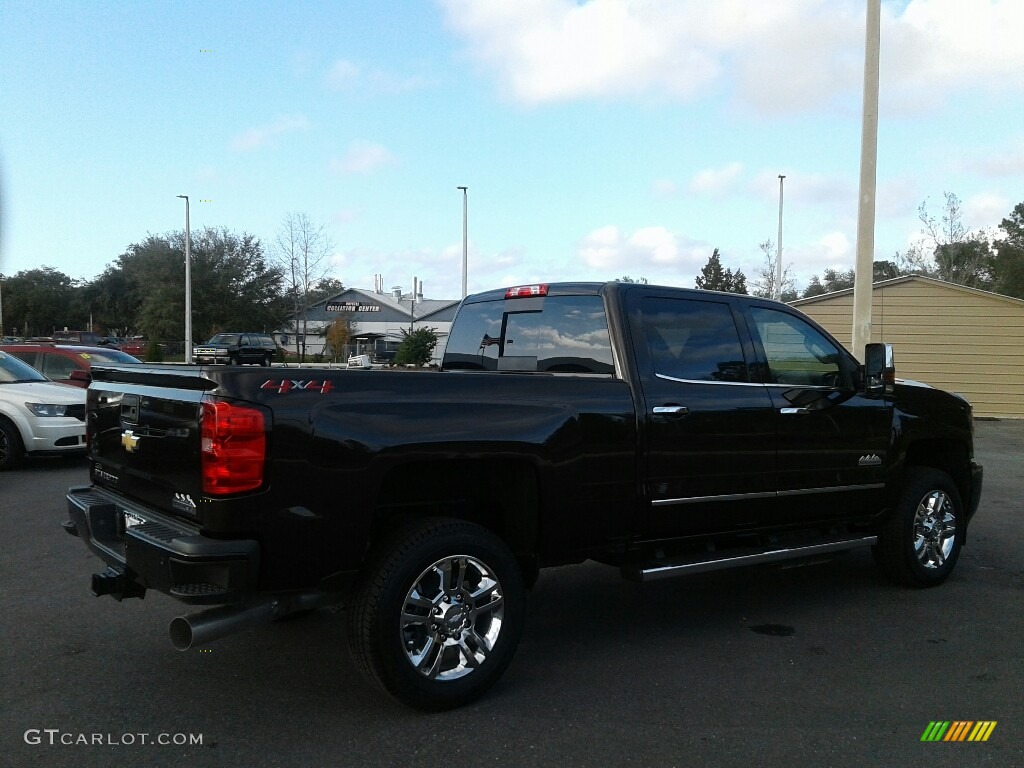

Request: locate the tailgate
(87, 365), (215, 518)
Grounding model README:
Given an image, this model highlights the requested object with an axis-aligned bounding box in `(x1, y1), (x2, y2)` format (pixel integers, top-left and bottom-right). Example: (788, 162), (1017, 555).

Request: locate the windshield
(80, 349), (142, 363)
(0, 351), (49, 383)
(206, 334), (240, 345)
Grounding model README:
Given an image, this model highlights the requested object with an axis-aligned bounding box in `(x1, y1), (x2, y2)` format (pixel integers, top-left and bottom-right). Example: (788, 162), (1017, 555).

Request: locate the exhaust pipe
(169, 592), (336, 651)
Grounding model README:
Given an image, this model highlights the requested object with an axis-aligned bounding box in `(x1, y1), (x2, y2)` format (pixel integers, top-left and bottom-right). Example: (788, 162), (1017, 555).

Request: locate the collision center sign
(326, 302), (380, 313)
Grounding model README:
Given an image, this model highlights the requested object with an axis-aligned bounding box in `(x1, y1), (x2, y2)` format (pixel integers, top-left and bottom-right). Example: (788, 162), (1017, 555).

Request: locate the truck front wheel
(874, 468), (963, 587)
(348, 518), (525, 710)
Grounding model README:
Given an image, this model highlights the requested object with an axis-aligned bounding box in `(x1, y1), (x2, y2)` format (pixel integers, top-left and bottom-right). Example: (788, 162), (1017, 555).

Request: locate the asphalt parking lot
(2, 421), (1021, 768)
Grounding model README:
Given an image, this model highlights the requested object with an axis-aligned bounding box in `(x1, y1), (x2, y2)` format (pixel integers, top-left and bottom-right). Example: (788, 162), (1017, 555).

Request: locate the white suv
(0, 350), (87, 470)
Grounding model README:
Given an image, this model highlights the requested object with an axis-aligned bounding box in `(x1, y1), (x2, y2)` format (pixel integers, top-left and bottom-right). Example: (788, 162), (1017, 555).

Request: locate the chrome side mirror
(864, 343), (895, 395)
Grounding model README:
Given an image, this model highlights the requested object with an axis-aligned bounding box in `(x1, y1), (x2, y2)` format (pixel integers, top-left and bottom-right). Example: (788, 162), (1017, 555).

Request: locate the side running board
(621, 536), (878, 583)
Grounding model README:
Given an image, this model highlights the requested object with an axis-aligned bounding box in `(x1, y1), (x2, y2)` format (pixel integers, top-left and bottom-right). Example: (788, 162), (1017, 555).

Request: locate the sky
(2, 0), (1022, 301)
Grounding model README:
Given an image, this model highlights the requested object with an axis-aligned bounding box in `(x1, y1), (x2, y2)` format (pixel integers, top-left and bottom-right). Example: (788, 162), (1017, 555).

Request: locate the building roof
(297, 287), (461, 323)
(790, 274), (1024, 308)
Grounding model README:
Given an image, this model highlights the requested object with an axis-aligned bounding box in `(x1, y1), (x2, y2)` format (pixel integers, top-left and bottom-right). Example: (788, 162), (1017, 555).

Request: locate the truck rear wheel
(348, 518), (525, 710)
(874, 468), (963, 587)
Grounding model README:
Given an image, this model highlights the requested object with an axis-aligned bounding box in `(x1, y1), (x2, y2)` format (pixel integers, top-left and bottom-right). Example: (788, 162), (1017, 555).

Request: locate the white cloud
(578, 225), (704, 274)
(963, 193), (1010, 233)
(325, 59), (361, 90)
(885, 0), (1024, 94)
(229, 115), (310, 152)
(959, 135), (1024, 179)
(877, 177), (921, 219)
(688, 162), (743, 196)
(331, 141), (398, 175)
(439, 0), (1024, 113)
(748, 170), (854, 208)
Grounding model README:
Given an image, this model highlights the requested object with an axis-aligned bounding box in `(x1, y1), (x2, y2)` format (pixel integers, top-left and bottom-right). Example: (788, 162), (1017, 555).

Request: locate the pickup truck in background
(65, 282), (982, 710)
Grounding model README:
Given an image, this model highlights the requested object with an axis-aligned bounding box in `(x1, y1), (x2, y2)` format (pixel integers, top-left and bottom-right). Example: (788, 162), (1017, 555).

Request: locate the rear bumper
(65, 485), (259, 605)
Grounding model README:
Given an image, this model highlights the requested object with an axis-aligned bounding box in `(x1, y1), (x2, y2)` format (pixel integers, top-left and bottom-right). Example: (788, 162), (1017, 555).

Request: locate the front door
(743, 304), (892, 524)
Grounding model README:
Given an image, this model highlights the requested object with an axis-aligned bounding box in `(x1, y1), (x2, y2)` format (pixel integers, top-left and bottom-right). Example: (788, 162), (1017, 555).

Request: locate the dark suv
(192, 333), (277, 366)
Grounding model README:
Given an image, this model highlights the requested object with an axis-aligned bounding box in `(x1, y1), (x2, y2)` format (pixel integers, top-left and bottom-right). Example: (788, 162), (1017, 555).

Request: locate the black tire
(348, 518), (526, 711)
(228, 354), (239, 366)
(874, 468), (963, 587)
(0, 416), (25, 471)
(261, 354), (271, 367)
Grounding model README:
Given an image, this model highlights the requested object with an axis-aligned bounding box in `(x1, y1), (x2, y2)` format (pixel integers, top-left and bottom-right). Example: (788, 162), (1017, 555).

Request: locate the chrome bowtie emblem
(121, 430), (141, 454)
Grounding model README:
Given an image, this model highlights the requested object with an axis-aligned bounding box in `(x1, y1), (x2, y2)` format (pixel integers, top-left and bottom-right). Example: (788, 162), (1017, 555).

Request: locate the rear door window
(443, 295), (614, 374)
(635, 297), (749, 382)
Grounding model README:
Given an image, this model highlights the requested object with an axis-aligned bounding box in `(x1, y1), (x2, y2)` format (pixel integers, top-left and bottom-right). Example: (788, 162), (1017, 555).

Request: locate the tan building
(791, 275), (1024, 418)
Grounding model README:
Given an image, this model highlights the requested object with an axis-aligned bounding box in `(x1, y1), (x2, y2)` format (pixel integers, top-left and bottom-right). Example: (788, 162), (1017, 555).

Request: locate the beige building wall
(792, 276), (1024, 419)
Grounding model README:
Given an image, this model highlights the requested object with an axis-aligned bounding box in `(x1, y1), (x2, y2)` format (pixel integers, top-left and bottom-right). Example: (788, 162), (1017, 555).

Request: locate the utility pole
(776, 175), (786, 301)
(457, 186), (468, 299)
(852, 0), (881, 359)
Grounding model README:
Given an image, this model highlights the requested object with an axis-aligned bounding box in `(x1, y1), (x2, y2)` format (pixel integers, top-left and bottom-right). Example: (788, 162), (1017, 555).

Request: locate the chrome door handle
(780, 407), (809, 415)
(653, 405), (689, 415)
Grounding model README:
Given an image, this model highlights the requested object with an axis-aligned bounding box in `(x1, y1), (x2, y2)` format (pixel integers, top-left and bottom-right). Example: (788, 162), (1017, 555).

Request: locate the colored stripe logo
(921, 721), (997, 742)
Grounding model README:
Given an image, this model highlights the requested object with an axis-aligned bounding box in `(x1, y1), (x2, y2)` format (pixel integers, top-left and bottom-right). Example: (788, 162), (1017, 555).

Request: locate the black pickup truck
(65, 281), (982, 710)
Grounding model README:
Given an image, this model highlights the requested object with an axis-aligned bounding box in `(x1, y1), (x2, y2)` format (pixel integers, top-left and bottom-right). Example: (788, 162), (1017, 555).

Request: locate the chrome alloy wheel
(913, 490), (957, 569)
(400, 555), (505, 681)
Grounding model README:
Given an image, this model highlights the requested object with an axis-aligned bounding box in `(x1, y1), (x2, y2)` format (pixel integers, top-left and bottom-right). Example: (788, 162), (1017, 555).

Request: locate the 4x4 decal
(260, 379), (334, 395)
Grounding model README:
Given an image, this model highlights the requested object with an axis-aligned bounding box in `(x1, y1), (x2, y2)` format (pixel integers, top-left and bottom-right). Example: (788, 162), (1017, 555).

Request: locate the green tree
(896, 192), (994, 289)
(695, 249), (726, 290)
(112, 228), (284, 343)
(0, 266), (79, 337)
(394, 327), (439, 367)
(188, 227), (284, 340)
(695, 248), (747, 293)
(802, 261), (907, 299)
(308, 277), (346, 305)
(79, 266), (136, 336)
(616, 275), (649, 284)
(993, 202), (1024, 299)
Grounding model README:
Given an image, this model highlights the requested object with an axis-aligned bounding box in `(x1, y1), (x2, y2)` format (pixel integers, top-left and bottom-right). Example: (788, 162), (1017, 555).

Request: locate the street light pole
(457, 186), (468, 299)
(776, 175), (786, 301)
(177, 195), (193, 362)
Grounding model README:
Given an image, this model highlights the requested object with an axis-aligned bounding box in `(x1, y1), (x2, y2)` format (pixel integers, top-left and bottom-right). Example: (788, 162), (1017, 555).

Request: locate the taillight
(201, 398), (267, 495)
(505, 284), (549, 299)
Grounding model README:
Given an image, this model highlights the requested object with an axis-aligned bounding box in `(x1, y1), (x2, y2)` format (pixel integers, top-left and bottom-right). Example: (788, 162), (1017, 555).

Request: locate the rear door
(239, 334), (254, 363)
(625, 289), (777, 538)
(742, 303), (892, 523)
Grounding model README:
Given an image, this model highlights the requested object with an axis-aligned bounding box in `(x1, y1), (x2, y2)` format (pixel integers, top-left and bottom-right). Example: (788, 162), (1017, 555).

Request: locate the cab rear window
(443, 295), (614, 374)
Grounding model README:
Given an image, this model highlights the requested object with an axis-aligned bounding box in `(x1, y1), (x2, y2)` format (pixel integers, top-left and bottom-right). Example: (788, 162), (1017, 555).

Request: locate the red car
(119, 337), (148, 356)
(0, 344), (142, 387)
